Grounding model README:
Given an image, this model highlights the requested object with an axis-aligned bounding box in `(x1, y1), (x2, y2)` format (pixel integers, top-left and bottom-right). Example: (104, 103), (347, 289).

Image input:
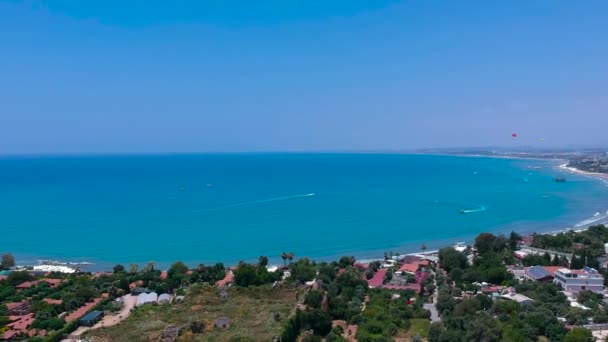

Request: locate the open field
(84, 285), (300, 341)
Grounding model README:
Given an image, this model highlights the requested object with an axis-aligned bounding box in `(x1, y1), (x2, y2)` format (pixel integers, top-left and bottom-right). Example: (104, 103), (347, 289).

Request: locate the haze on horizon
(1, 1), (607, 154)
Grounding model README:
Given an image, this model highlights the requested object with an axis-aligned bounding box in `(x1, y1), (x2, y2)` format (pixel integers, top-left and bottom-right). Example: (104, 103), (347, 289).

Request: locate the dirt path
(62, 294), (138, 341)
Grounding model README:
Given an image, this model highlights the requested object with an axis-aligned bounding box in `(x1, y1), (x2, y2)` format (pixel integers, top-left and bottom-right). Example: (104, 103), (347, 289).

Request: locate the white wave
(462, 205), (486, 214)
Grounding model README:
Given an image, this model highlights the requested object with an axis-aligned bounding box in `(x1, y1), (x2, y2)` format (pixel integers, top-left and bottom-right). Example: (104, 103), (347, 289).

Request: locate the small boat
(460, 210), (466, 214)
(555, 177), (567, 182)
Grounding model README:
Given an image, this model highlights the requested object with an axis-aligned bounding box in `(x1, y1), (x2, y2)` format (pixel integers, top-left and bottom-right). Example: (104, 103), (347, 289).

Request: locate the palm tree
(421, 244), (427, 254)
(129, 263), (139, 274)
(281, 252), (288, 266)
(287, 252), (295, 265)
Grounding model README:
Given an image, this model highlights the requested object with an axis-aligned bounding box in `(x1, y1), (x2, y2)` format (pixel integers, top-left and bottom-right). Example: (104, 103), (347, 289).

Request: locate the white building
(553, 267), (604, 294)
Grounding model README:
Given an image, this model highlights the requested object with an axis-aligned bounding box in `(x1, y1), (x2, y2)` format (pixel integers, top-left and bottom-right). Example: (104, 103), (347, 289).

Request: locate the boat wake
(461, 205), (486, 214)
(201, 193), (316, 212)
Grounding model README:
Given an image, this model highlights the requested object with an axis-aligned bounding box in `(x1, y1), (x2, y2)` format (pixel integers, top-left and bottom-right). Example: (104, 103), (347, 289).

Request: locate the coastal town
(3, 223), (608, 341)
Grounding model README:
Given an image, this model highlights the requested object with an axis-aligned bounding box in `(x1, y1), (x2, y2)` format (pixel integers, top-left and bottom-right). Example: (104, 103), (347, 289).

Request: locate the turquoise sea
(1, 153), (608, 271)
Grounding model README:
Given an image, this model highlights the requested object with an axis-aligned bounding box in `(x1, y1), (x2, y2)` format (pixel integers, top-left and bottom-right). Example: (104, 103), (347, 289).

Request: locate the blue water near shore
(1, 153), (608, 271)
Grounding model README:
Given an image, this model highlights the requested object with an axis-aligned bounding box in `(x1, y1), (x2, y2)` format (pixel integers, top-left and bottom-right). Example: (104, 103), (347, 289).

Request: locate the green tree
(475, 233), (497, 255)
(6, 270), (33, 286)
(563, 327), (592, 342)
(259, 256), (269, 267)
(508, 231), (521, 250)
(1, 253), (15, 270)
(113, 264), (125, 273)
(169, 261), (189, 276)
(438, 247), (467, 273)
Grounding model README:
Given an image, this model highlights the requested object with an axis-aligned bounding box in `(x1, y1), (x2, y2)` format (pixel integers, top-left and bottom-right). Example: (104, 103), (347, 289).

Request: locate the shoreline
(558, 163), (608, 181)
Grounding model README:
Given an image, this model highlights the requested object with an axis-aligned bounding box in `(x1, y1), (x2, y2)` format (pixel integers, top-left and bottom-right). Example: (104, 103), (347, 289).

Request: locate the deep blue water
(1, 153), (607, 270)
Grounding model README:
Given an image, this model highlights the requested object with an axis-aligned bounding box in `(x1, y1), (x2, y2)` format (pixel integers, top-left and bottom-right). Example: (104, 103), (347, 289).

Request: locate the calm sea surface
(1, 154), (607, 270)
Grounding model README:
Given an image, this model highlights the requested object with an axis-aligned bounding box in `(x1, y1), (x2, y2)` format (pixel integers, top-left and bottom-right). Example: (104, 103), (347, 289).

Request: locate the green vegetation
(86, 285), (298, 342)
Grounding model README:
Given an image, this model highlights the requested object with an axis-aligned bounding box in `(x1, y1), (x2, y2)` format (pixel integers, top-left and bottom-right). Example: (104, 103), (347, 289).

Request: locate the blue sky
(1, 1), (607, 153)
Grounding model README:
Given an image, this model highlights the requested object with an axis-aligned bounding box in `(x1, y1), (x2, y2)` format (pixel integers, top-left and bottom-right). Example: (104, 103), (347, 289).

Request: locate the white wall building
(553, 267), (604, 294)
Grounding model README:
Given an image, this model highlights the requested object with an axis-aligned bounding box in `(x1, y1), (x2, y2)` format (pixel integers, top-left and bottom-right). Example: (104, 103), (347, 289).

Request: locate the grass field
(84, 284), (299, 341)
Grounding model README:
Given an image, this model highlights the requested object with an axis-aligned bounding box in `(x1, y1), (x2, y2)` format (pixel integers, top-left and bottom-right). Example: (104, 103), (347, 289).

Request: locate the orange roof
(0, 275), (7, 281)
(16, 281), (38, 289)
(39, 278), (62, 287)
(6, 301), (27, 311)
(3, 330), (18, 340)
(345, 325), (358, 342)
(418, 260), (430, 266)
(216, 273), (234, 287)
(399, 263), (419, 273)
(542, 266), (563, 276)
(160, 271), (168, 280)
(65, 298), (103, 322)
(43, 298), (63, 305)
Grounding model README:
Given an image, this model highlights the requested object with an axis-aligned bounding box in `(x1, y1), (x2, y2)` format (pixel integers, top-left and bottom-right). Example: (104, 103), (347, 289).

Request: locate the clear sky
(1, 1), (607, 154)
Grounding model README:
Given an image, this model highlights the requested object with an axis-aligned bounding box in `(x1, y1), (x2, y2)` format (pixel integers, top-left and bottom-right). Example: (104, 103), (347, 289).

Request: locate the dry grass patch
(84, 285), (299, 342)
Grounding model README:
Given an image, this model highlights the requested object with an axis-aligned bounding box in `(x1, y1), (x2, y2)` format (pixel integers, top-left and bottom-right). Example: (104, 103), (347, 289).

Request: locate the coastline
(558, 163), (608, 181)
(7, 153), (608, 273)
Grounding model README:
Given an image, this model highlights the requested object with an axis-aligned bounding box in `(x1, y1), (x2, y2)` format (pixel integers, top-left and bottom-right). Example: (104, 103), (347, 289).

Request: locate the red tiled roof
(38, 329), (47, 336)
(43, 298), (63, 305)
(542, 266), (562, 276)
(216, 273), (234, 287)
(367, 269), (387, 287)
(65, 298), (102, 322)
(160, 271), (168, 280)
(0, 275), (7, 281)
(39, 278), (62, 287)
(3, 330), (18, 340)
(16, 281), (38, 289)
(418, 260), (430, 266)
(345, 325), (358, 342)
(6, 301), (27, 311)
(399, 263), (419, 273)
(8, 314), (34, 330)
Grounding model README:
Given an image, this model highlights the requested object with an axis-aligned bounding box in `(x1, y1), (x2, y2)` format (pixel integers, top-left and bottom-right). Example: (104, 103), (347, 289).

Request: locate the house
(65, 298), (103, 322)
(43, 298), (63, 305)
(524, 266), (562, 282)
(39, 278), (62, 288)
(216, 272), (234, 287)
(553, 267), (604, 293)
(397, 263), (420, 275)
(500, 292), (534, 305)
(367, 269), (387, 288)
(6, 301), (31, 315)
(16, 281), (39, 290)
(79, 310), (104, 327)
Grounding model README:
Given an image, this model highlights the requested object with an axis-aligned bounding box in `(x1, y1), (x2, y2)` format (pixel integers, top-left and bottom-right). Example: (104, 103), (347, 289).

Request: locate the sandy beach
(558, 163), (608, 181)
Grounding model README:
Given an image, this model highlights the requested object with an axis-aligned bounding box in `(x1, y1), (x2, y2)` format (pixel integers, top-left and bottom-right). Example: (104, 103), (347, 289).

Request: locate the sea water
(1, 153), (607, 270)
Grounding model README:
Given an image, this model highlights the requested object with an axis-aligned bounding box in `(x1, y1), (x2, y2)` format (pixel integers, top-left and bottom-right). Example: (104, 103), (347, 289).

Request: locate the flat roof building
(553, 267), (604, 294)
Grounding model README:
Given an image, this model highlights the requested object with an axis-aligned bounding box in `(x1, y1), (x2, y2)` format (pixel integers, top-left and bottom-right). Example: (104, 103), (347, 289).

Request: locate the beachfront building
(553, 267), (604, 294)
